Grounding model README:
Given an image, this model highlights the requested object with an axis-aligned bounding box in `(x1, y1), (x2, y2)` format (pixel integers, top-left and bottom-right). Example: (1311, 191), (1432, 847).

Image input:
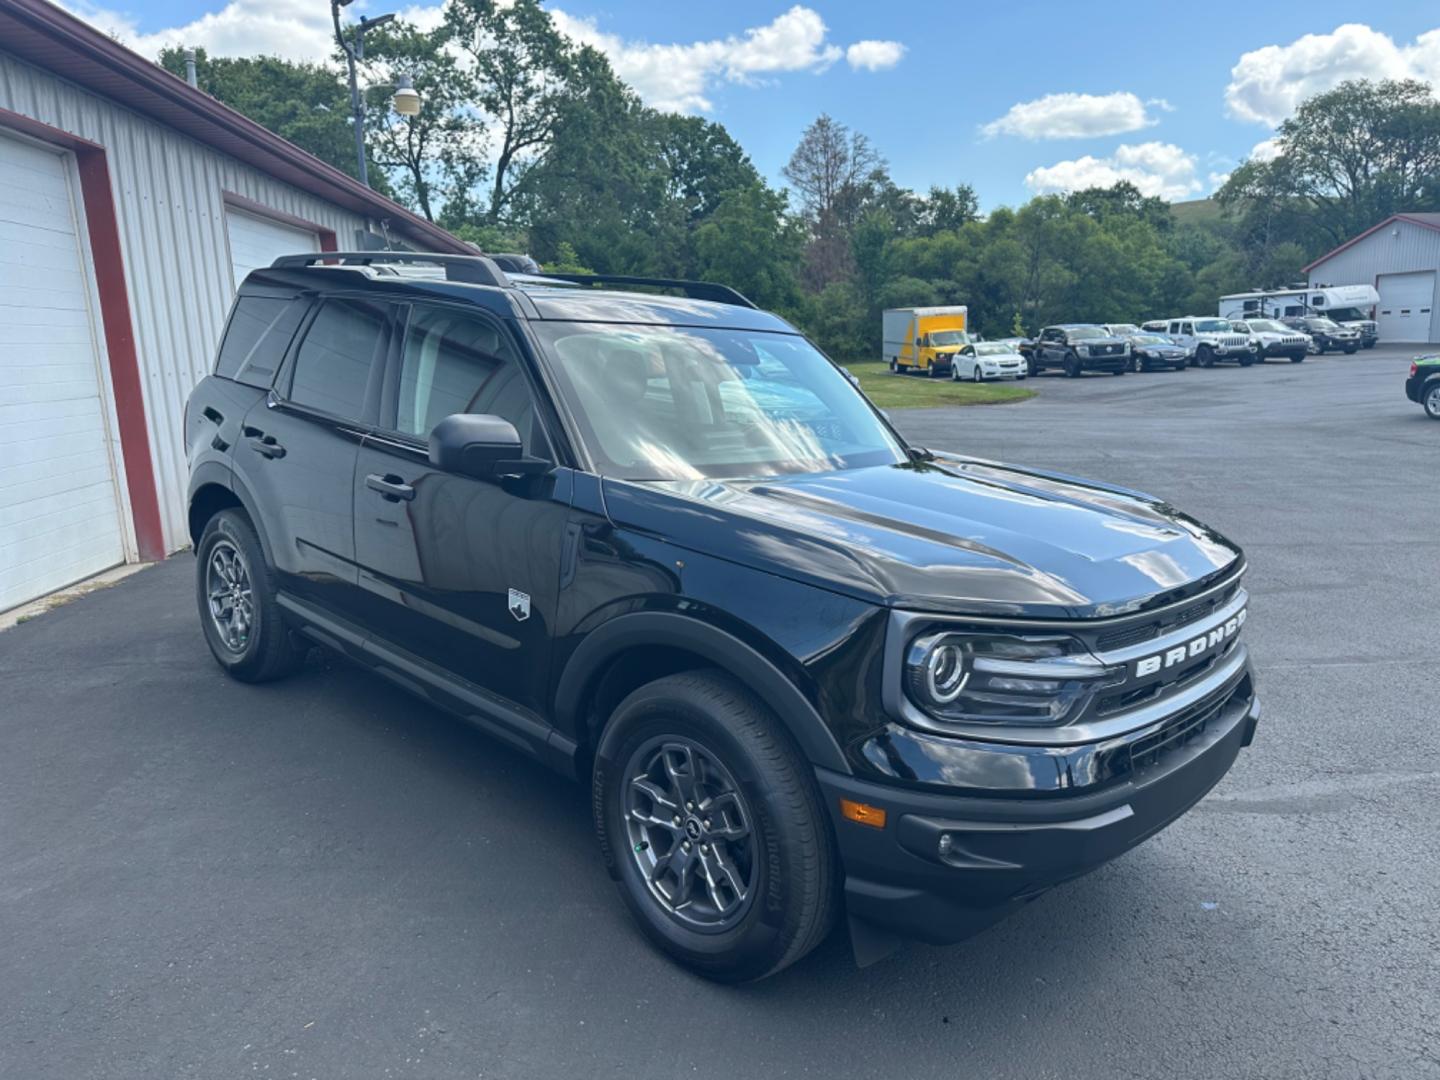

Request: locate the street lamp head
(393, 73), (421, 117)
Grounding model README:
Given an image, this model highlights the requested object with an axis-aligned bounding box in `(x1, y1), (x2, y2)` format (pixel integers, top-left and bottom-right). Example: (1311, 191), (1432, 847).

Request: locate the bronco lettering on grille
(1133, 608), (1246, 678)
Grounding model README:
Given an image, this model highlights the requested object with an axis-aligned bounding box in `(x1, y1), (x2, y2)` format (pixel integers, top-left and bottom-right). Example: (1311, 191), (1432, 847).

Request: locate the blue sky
(64, 0), (1440, 210)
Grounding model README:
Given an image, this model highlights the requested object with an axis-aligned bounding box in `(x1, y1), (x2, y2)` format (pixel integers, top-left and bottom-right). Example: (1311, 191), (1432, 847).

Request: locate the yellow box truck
(882, 306), (971, 376)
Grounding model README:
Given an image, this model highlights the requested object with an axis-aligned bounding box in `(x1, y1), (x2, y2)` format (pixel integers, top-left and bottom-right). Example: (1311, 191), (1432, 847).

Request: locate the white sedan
(952, 342), (1028, 382)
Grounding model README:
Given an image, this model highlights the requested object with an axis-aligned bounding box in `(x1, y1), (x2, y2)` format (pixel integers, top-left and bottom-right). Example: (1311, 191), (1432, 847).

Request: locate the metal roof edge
(0, 0), (471, 254)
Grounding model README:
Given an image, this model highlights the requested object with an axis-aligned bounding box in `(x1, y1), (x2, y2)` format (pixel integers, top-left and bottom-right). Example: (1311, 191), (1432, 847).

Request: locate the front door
(351, 301), (571, 715)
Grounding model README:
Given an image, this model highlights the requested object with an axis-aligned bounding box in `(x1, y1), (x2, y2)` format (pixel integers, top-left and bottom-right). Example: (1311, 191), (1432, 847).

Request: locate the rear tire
(195, 509), (306, 683)
(593, 671), (838, 983)
(1425, 383), (1440, 419)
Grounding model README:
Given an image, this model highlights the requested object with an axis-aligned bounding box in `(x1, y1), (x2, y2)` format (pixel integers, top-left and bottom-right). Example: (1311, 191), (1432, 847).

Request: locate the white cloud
(58, 0), (339, 63)
(1025, 142), (1203, 201)
(547, 5), (897, 113)
(58, 0), (902, 115)
(1249, 137), (1281, 162)
(845, 40), (905, 71)
(981, 92), (1169, 139)
(1226, 23), (1440, 125)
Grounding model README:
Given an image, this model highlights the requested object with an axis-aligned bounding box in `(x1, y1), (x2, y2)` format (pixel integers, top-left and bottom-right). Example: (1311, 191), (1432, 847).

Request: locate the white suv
(1228, 318), (1311, 364)
(1166, 317), (1254, 368)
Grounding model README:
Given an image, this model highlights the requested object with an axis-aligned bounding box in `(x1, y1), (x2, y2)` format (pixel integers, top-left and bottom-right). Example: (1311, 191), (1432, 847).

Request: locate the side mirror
(428, 413), (548, 478)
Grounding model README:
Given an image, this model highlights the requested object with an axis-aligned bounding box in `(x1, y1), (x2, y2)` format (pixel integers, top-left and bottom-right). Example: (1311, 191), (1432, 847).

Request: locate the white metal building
(1304, 213), (1440, 345)
(0, 0), (468, 612)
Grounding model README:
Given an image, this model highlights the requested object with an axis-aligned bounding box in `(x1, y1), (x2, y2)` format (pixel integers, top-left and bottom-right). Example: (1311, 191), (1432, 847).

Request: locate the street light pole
(331, 0), (395, 188)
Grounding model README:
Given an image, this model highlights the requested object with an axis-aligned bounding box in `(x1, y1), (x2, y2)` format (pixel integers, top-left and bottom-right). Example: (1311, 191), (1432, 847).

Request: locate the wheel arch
(555, 612), (851, 775)
(187, 462), (275, 565)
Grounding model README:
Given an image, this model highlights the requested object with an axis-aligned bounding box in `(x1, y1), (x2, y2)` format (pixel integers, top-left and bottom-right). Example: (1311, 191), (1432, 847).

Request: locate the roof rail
(270, 251), (510, 288)
(526, 272), (758, 309)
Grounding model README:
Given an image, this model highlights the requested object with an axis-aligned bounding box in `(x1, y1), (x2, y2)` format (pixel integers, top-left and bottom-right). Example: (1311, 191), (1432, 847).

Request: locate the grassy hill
(1170, 198), (1224, 227)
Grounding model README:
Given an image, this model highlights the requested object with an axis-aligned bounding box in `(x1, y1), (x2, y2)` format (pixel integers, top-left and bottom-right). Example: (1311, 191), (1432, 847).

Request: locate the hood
(601, 456), (1242, 619)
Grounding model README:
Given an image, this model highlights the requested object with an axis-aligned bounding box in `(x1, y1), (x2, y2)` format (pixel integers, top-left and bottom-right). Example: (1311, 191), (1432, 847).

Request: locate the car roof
(247, 257), (800, 334)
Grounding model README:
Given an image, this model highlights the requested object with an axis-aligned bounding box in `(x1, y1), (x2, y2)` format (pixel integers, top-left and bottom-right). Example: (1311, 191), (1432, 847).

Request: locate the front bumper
(979, 360), (1026, 379)
(818, 662), (1258, 945)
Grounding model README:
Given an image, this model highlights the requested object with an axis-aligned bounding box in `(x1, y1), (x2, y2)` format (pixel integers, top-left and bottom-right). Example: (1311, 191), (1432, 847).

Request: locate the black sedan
(1125, 333), (1188, 371)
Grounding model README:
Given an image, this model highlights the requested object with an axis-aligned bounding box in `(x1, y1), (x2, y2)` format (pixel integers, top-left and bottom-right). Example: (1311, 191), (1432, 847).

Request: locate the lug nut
(686, 802), (694, 811)
(702, 819), (711, 829)
(672, 815), (682, 826)
(683, 841), (692, 851)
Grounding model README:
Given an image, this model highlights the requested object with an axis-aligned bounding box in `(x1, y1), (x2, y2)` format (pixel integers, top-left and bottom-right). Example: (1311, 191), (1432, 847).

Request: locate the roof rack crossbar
(270, 251), (510, 288)
(531, 272), (758, 309)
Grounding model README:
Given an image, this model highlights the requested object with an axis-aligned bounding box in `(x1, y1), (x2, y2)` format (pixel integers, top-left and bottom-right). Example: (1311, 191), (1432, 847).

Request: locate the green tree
(158, 47), (387, 190)
(1219, 79), (1440, 248)
(447, 0), (574, 223)
(357, 22), (483, 221)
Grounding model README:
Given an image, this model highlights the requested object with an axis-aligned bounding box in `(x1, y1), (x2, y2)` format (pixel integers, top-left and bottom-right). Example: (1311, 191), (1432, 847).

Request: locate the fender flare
(187, 461), (276, 567)
(554, 611), (851, 775)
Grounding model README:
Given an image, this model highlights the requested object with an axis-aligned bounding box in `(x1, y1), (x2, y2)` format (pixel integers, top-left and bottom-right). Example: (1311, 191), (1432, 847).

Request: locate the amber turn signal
(839, 798), (887, 829)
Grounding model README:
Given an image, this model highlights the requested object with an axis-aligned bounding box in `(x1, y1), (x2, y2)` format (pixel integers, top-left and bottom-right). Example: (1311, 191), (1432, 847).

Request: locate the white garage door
(225, 207), (319, 289)
(0, 134), (125, 612)
(1377, 270), (1436, 343)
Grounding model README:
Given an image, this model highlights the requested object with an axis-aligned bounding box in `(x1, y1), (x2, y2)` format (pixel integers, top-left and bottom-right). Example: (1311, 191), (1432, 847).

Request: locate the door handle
(366, 473), (415, 502)
(242, 426), (285, 459)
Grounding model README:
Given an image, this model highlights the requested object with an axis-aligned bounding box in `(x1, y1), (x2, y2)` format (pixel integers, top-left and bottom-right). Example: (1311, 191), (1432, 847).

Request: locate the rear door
(235, 294), (399, 613)
(350, 300), (571, 716)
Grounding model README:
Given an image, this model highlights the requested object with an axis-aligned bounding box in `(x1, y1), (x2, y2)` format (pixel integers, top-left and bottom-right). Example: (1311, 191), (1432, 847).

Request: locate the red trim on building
(0, 107), (166, 561)
(1303, 214), (1440, 274)
(0, 0), (469, 255)
(222, 190), (339, 252)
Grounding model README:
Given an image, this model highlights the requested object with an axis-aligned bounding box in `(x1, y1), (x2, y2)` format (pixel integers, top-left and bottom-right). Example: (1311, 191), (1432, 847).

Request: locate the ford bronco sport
(185, 252), (1260, 982)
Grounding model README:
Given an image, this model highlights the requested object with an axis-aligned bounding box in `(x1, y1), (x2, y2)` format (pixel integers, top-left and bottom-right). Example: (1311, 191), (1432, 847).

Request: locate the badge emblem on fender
(508, 588), (531, 622)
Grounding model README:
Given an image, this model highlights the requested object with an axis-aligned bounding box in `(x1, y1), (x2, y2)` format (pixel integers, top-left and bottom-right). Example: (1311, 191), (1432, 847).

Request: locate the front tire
(1196, 345), (1215, 368)
(195, 509), (306, 682)
(1064, 353), (1082, 378)
(971, 365), (984, 383)
(593, 671), (838, 983)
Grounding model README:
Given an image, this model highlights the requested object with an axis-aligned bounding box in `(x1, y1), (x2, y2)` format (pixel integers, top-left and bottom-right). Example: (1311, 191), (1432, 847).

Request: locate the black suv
(1029, 324), (1131, 376)
(1282, 316), (1361, 355)
(186, 252), (1260, 981)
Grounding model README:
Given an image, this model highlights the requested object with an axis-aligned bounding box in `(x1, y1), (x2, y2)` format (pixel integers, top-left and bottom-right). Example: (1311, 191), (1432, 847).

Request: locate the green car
(1405, 356), (1440, 419)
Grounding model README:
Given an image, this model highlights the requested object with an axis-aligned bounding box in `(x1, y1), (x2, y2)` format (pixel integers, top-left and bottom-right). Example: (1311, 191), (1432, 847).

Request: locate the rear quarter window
(215, 295), (307, 389)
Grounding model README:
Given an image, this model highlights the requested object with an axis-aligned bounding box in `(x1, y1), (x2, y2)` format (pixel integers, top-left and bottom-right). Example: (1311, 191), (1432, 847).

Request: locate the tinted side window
(215, 295), (305, 388)
(288, 298), (393, 420)
(395, 305), (547, 456)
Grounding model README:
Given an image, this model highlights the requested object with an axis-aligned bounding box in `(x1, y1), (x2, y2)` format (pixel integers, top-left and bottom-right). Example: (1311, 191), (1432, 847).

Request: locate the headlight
(1075, 344), (1090, 356)
(903, 631), (1121, 727)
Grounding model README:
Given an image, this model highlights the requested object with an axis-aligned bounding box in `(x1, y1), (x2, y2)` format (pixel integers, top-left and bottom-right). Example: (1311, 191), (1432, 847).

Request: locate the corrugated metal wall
(0, 49), (374, 553)
(1308, 218), (1440, 342)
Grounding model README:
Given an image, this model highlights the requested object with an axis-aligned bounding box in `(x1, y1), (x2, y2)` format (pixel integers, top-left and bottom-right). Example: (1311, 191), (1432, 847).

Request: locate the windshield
(1108, 324), (1140, 335)
(1195, 319), (1232, 333)
(1066, 326), (1107, 340)
(1248, 319), (1288, 332)
(1133, 334), (1170, 345)
(974, 342), (1015, 356)
(534, 322), (908, 481)
(1310, 318), (1340, 330)
(928, 330), (971, 347)
(1327, 308), (1367, 322)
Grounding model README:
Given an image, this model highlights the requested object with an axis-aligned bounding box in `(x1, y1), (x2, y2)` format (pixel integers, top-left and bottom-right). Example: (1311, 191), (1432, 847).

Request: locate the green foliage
(158, 46), (390, 192)
(174, 20), (1431, 364)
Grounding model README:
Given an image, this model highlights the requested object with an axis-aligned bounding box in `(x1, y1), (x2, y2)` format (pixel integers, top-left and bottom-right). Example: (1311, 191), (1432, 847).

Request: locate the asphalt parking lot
(2, 345), (1436, 1080)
